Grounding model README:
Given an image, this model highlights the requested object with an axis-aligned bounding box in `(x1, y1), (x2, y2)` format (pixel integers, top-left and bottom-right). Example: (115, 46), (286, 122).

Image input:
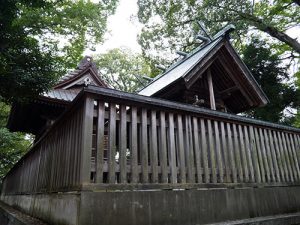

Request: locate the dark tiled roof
(42, 89), (80, 102)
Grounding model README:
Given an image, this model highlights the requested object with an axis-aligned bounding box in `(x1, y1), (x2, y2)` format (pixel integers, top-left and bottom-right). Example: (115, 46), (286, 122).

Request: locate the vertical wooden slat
(267, 130), (281, 182)
(207, 119), (217, 183)
(243, 126), (255, 182)
(259, 128), (273, 182)
(289, 133), (300, 181)
(188, 116), (195, 182)
(280, 132), (294, 182)
(263, 129), (276, 182)
(284, 133), (298, 181)
(274, 131), (288, 182)
(226, 123), (237, 183)
(108, 103), (116, 183)
(200, 119), (209, 183)
(150, 110), (158, 183)
(253, 127), (265, 182)
(232, 124), (243, 182)
(177, 114), (186, 183)
(185, 115), (195, 183)
(214, 121), (224, 183)
(270, 131), (286, 181)
(64, 119), (72, 187)
(141, 108), (149, 183)
(130, 107), (138, 183)
(238, 125), (249, 182)
(220, 122), (230, 183)
(119, 105), (127, 183)
(168, 113), (177, 183)
(159, 111), (168, 183)
(193, 117), (202, 183)
(249, 126), (262, 183)
(75, 107), (83, 185)
(96, 101), (105, 183)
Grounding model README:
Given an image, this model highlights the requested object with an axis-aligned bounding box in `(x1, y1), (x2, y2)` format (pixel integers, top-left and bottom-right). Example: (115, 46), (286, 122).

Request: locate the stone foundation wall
(2, 186), (300, 225)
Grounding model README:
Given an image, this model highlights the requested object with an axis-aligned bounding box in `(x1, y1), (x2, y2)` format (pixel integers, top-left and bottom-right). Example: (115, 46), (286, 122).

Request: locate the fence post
(80, 95), (94, 184)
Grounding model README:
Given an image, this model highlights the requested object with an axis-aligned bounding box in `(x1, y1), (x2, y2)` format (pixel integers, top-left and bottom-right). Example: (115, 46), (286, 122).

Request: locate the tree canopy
(95, 48), (152, 93)
(0, 0), (118, 103)
(137, 0), (300, 65)
(242, 38), (298, 123)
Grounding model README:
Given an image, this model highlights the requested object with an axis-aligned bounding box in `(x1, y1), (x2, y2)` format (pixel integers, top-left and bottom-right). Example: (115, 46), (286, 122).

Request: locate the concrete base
(1, 193), (80, 225)
(2, 186), (300, 225)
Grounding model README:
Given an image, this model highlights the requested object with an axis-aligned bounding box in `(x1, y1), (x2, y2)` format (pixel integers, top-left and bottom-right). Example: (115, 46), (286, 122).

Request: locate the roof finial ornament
(196, 21), (212, 43)
(84, 77), (92, 86)
(156, 65), (166, 71)
(176, 50), (188, 57)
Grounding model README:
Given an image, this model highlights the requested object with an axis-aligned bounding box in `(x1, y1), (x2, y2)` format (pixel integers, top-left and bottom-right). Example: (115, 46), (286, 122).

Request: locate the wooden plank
(238, 125), (249, 182)
(243, 126), (255, 182)
(226, 123), (237, 183)
(159, 111), (168, 183)
(75, 108), (83, 186)
(253, 127), (265, 183)
(274, 131), (288, 182)
(276, 131), (291, 182)
(214, 120), (224, 183)
(177, 114), (186, 183)
(108, 103), (116, 183)
(249, 126), (262, 183)
(284, 133), (299, 181)
(64, 120), (72, 187)
(280, 132), (294, 182)
(150, 110), (158, 183)
(184, 115), (194, 183)
(207, 119), (217, 183)
(262, 129), (275, 182)
(232, 124), (243, 182)
(267, 130), (281, 182)
(130, 106), (138, 183)
(188, 115), (196, 183)
(193, 117), (202, 183)
(258, 128), (271, 182)
(220, 122), (230, 183)
(119, 105), (127, 183)
(290, 133), (300, 181)
(168, 113), (177, 183)
(200, 119), (209, 183)
(207, 68), (216, 110)
(141, 108), (149, 183)
(270, 131), (286, 182)
(293, 134), (300, 160)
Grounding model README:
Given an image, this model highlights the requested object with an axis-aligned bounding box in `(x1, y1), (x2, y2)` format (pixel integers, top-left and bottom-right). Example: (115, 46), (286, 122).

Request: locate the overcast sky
(85, 0), (142, 56)
(85, 0), (299, 57)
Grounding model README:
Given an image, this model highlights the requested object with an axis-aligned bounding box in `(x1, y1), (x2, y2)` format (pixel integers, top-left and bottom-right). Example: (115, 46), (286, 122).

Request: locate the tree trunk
(240, 13), (300, 54)
(262, 26), (300, 54)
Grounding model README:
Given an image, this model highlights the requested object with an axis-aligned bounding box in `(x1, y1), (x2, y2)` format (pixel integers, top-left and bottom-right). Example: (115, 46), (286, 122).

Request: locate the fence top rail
(85, 85), (300, 134)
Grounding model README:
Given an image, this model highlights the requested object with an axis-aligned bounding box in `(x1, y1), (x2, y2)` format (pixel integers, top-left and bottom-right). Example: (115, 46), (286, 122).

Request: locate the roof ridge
(139, 24), (235, 91)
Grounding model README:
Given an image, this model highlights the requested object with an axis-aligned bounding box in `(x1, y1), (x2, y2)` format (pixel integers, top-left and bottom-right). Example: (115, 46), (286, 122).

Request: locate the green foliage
(137, 0), (300, 66)
(243, 38), (298, 124)
(0, 102), (31, 182)
(95, 48), (152, 93)
(0, 0), (118, 103)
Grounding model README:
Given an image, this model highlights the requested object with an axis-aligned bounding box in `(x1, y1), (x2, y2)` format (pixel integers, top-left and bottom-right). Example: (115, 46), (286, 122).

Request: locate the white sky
(85, 0), (299, 57)
(85, 0), (142, 56)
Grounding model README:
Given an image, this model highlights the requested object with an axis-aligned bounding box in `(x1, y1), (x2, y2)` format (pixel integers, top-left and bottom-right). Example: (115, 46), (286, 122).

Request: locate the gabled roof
(138, 25), (268, 113)
(54, 56), (107, 90)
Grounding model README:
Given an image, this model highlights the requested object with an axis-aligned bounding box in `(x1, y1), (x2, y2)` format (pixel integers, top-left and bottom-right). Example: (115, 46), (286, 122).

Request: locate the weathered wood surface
(2, 87), (300, 195)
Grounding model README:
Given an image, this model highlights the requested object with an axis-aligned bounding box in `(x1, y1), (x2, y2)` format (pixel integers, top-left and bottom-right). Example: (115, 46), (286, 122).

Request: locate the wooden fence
(2, 86), (300, 194)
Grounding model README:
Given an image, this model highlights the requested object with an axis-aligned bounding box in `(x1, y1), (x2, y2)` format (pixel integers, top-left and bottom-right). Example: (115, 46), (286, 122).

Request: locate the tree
(0, 102), (32, 183)
(242, 38), (298, 124)
(95, 48), (152, 93)
(137, 0), (300, 66)
(0, 0), (118, 103)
